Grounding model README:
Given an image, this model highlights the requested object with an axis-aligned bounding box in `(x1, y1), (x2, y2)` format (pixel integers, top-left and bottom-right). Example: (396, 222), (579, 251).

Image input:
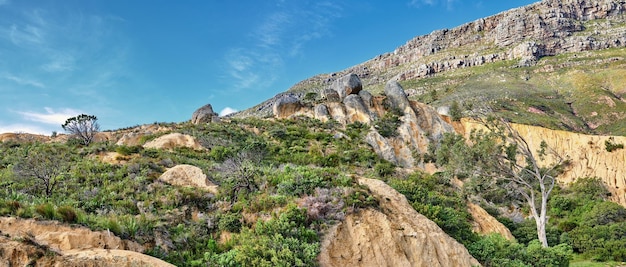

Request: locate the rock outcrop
(318, 177), (480, 267)
(143, 133), (205, 151)
(191, 104), (220, 124)
(460, 120), (626, 207)
(273, 76), (455, 167)
(273, 95), (303, 119)
(467, 203), (515, 240)
(0, 216), (173, 266)
(158, 164), (218, 194)
(332, 73), (363, 99)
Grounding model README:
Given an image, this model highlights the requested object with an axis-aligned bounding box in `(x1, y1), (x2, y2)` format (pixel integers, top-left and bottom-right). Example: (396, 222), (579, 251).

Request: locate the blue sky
(0, 0), (538, 135)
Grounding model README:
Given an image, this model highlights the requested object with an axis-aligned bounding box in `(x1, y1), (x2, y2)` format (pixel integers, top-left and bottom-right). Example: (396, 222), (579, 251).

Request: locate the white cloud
(16, 107), (83, 125)
(219, 107), (238, 116)
(0, 123), (50, 135)
(3, 73), (45, 88)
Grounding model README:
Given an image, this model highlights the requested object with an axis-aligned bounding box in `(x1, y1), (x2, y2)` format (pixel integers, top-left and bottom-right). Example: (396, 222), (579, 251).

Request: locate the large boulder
(191, 104), (220, 124)
(158, 164), (218, 194)
(273, 95), (302, 118)
(384, 80), (411, 112)
(143, 133), (205, 151)
(331, 73), (362, 100)
(319, 178), (480, 267)
(314, 104), (331, 122)
(343, 95), (373, 124)
(322, 89), (341, 102)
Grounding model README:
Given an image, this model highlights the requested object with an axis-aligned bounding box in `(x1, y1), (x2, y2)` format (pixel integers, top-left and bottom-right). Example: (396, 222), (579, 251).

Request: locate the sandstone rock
(191, 104), (220, 124)
(366, 131), (399, 165)
(318, 177), (480, 267)
(273, 95), (302, 118)
(384, 80), (411, 112)
(143, 133), (205, 151)
(158, 164), (218, 194)
(343, 94), (372, 124)
(0, 217), (143, 253)
(331, 73), (362, 99)
(0, 232), (173, 267)
(314, 104), (331, 122)
(322, 89), (341, 102)
(358, 90), (374, 107)
(468, 203), (515, 240)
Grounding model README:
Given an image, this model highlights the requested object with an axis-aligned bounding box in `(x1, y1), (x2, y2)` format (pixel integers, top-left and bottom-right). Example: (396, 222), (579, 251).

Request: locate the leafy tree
(449, 100), (462, 122)
(452, 116), (566, 247)
(12, 144), (71, 197)
(62, 114), (100, 145)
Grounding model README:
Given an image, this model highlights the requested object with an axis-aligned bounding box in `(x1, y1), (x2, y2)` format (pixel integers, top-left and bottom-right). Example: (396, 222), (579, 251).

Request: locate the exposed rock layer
(318, 177), (480, 267)
(460, 120), (626, 207)
(0, 217), (174, 266)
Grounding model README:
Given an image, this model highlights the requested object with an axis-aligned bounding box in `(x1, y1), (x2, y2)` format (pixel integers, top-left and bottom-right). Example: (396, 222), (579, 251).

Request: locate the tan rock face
(318, 178), (480, 267)
(0, 217), (142, 252)
(0, 216), (174, 266)
(158, 164), (218, 194)
(143, 133), (205, 151)
(467, 203), (515, 240)
(461, 120), (626, 207)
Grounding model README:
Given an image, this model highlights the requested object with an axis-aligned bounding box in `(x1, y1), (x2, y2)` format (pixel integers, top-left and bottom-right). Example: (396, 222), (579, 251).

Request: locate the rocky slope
(318, 177), (480, 267)
(237, 0), (626, 135)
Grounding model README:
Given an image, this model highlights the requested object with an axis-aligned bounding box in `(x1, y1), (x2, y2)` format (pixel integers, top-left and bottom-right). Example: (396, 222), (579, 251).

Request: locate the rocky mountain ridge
(237, 0), (626, 123)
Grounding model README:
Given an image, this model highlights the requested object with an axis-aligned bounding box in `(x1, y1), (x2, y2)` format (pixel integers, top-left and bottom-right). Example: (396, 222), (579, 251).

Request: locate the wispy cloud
(3, 73), (45, 88)
(0, 0), (10, 7)
(224, 1), (343, 91)
(16, 107), (83, 125)
(408, 0), (457, 9)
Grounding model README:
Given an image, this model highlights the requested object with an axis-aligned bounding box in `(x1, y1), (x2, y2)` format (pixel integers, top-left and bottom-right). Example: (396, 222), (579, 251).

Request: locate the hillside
(238, 0), (626, 136)
(2, 0), (626, 266)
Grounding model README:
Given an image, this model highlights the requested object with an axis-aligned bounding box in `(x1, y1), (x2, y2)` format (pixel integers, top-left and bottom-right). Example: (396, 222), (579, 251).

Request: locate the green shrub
(35, 203), (56, 220)
(56, 206), (78, 223)
(374, 109), (402, 138)
(374, 161), (395, 177)
(115, 145), (142, 156)
(233, 205), (319, 266)
(605, 137), (624, 152)
(218, 212), (243, 233)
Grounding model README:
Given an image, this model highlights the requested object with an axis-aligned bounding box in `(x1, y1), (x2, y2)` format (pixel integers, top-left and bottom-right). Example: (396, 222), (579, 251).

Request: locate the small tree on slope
(62, 114), (99, 145)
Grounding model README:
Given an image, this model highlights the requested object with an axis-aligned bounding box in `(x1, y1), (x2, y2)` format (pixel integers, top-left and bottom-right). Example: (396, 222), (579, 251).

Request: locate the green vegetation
(0, 117), (387, 266)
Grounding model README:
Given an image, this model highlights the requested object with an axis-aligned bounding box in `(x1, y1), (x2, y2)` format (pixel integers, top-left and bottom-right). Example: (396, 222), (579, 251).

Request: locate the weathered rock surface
(191, 103), (220, 124)
(158, 164), (218, 194)
(467, 203), (515, 240)
(318, 177), (480, 267)
(332, 73), (363, 99)
(461, 120), (626, 207)
(273, 95), (303, 119)
(0, 216), (173, 266)
(143, 133), (205, 151)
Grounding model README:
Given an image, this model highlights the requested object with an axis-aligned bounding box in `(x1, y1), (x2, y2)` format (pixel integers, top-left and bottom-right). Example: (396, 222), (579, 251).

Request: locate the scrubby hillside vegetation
(1, 115), (625, 266)
(2, 0), (626, 266)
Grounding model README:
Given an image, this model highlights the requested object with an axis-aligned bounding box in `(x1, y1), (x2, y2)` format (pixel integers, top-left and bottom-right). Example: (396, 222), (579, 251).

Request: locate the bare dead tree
(12, 144), (70, 197)
(470, 116), (566, 247)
